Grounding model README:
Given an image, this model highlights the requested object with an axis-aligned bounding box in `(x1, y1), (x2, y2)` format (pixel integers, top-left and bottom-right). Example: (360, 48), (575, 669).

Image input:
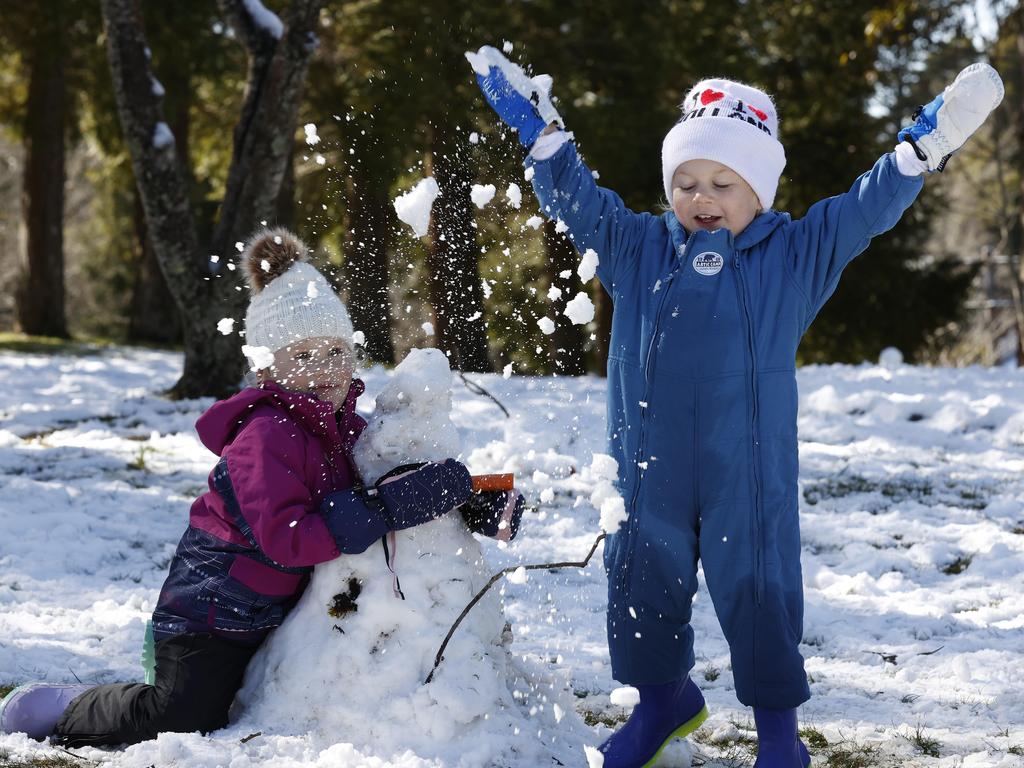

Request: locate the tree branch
(213, 0), (324, 254)
(425, 533), (606, 684)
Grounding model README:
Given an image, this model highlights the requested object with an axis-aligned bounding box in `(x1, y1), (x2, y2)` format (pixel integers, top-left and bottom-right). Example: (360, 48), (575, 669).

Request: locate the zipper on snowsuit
(733, 251), (766, 607)
(623, 245), (685, 590)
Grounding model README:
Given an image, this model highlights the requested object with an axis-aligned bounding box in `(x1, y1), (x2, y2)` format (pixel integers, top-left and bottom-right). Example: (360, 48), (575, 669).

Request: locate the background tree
(0, 0), (1014, 374)
(75, 3), (245, 346)
(0, 0), (98, 338)
(101, 0), (323, 397)
(299, 1), (414, 365)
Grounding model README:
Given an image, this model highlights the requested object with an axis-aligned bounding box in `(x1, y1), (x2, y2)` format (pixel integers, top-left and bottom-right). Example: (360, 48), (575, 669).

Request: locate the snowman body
(233, 349), (521, 759)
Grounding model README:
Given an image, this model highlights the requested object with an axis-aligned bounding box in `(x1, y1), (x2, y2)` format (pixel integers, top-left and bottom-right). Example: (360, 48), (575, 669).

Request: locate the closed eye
(713, 182), (732, 189)
(293, 351), (313, 361)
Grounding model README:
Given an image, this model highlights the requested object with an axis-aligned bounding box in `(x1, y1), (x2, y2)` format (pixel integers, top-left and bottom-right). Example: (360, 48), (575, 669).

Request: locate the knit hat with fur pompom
(242, 227), (354, 358)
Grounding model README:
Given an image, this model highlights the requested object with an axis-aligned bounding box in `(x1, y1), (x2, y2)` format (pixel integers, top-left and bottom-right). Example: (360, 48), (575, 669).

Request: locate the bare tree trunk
(16, 21), (67, 338)
(342, 149), (394, 363)
(425, 136), (492, 373)
(276, 140), (297, 231)
(211, 0), (321, 255)
(127, 62), (190, 346)
(102, 0), (323, 398)
(1016, 7), (1024, 365)
(542, 220), (586, 375)
(128, 190), (180, 344)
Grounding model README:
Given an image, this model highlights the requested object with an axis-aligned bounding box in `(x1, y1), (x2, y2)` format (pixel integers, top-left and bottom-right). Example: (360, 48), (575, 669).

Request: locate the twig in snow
(425, 533), (606, 684)
(863, 645), (943, 666)
(457, 371), (510, 418)
(53, 746), (97, 764)
(864, 650), (898, 665)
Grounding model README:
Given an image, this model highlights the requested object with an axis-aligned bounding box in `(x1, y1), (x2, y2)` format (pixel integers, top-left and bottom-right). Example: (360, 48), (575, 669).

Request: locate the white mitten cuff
(894, 141), (929, 177)
(530, 130), (570, 160)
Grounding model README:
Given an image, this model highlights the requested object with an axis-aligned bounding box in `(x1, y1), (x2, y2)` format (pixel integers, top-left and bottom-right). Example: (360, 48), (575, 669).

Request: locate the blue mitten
(372, 459), (473, 530)
(898, 62), (1003, 172)
(466, 45), (563, 149)
(460, 489), (525, 541)
(321, 459), (473, 554)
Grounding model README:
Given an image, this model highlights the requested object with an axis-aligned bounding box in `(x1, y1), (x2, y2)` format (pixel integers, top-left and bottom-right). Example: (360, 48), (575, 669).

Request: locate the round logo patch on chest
(692, 251), (724, 276)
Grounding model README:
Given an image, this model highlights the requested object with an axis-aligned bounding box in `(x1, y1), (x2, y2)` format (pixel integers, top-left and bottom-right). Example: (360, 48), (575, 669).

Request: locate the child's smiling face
(671, 159), (761, 236)
(260, 336), (354, 409)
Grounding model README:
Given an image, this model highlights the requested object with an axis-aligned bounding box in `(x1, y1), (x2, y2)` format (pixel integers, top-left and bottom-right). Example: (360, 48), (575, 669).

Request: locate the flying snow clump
(471, 184), (497, 209)
(563, 292), (595, 325)
(241, 344), (274, 372)
(394, 177), (441, 238)
(578, 249), (599, 282)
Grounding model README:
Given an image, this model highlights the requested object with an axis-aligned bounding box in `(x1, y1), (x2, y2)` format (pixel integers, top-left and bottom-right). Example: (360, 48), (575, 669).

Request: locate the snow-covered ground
(0, 346), (1022, 767)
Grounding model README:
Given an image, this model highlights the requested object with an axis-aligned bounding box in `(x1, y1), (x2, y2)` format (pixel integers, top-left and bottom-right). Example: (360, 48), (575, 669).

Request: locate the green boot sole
(640, 704), (710, 768)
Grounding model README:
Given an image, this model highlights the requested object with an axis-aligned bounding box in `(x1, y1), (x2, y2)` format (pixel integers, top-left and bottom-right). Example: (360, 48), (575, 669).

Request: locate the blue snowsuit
(527, 141), (923, 708)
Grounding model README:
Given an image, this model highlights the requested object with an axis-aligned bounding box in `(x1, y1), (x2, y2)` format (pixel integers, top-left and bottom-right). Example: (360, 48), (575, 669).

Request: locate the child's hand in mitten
(371, 459), (473, 531)
(898, 63), (1004, 171)
(460, 489), (525, 542)
(465, 45), (563, 149)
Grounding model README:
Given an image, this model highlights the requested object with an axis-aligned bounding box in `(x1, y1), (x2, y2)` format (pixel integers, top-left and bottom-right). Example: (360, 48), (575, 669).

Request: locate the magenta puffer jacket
(152, 380), (367, 643)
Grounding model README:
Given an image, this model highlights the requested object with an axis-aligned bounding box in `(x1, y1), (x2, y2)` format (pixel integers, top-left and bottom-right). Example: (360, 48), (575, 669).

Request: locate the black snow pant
(52, 633), (258, 748)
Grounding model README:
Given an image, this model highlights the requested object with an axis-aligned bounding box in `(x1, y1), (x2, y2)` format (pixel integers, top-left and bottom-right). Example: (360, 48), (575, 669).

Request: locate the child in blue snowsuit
(468, 46), (1003, 767)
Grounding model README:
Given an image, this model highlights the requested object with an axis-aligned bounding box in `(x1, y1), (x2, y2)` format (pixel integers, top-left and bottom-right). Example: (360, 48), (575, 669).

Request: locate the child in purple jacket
(0, 228), (523, 747)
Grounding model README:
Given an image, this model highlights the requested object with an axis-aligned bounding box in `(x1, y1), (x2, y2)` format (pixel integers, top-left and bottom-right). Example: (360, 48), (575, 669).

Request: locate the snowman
(232, 348), (575, 764)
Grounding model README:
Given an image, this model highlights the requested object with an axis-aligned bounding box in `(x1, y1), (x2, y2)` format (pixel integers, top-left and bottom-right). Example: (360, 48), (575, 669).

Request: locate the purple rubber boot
(598, 677), (709, 768)
(752, 708), (812, 767)
(0, 684), (94, 741)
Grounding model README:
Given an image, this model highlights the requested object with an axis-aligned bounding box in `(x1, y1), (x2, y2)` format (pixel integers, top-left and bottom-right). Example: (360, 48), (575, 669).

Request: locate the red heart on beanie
(700, 89), (724, 105)
(749, 105), (768, 121)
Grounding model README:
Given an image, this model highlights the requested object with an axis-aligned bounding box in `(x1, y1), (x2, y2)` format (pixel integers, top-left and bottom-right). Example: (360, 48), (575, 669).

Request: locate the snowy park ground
(0, 343), (1022, 768)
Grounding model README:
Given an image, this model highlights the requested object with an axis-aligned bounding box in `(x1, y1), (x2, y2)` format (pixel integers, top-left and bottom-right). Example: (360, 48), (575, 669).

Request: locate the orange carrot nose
(471, 473), (515, 492)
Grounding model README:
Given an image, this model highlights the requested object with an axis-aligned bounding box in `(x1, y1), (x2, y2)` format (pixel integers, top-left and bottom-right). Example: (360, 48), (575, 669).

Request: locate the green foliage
(478, 212), (556, 374)
(822, 744), (882, 767)
(907, 723), (942, 757)
(801, 726), (830, 749)
(941, 554), (973, 574)
(0, 0), (991, 362)
(0, 750), (93, 768)
(0, 332), (111, 356)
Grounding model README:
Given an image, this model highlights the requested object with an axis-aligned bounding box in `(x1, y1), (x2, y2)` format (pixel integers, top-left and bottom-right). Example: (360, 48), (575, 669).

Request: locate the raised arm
(467, 45), (656, 291)
(788, 62), (1004, 328)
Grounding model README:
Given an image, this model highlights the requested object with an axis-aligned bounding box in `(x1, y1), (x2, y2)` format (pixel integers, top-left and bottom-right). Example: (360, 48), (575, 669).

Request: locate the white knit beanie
(661, 78), (786, 211)
(242, 228), (354, 357)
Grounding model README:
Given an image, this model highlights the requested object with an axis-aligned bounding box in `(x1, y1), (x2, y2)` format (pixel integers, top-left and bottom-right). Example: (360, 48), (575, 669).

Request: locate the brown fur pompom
(242, 227), (309, 292)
